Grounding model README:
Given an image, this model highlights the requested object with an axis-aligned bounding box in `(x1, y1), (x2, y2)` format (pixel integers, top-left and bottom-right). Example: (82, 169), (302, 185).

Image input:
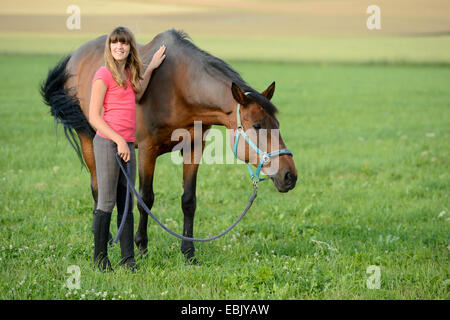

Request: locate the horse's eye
(253, 123), (262, 130)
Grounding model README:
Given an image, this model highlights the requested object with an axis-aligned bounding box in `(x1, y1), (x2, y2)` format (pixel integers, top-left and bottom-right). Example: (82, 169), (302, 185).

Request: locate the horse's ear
(231, 82), (250, 106)
(261, 81), (275, 100)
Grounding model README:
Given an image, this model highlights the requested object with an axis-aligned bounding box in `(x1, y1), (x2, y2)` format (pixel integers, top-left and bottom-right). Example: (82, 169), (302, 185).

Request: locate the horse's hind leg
(78, 133), (98, 210)
(135, 141), (157, 255)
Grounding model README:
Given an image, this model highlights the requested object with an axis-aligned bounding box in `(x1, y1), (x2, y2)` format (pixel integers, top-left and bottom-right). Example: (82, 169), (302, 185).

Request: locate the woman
(88, 26), (166, 272)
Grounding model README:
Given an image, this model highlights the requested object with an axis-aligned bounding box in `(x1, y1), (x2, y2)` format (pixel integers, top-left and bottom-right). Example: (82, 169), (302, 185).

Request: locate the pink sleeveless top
(92, 66), (136, 142)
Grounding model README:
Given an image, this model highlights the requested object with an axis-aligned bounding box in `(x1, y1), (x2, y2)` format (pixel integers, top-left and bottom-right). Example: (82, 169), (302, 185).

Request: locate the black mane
(160, 29), (278, 117)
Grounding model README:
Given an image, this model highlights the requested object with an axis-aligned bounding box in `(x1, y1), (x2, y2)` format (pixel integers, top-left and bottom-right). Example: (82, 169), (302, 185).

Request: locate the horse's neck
(185, 76), (236, 129)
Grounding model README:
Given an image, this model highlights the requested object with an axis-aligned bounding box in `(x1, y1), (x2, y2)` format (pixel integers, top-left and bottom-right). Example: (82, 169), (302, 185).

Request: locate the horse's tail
(40, 55), (95, 164)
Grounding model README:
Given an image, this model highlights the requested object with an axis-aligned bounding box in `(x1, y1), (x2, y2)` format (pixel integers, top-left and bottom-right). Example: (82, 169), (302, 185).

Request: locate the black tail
(40, 55), (95, 164)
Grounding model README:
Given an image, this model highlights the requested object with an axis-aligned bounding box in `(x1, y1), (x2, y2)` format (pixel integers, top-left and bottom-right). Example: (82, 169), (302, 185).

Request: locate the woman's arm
(89, 79), (131, 162)
(135, 66), (153, 103)
(135, 45), (166, 103)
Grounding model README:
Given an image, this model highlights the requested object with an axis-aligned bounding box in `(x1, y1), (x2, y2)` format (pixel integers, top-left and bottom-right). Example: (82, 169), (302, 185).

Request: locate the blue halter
(233, 96), (293, 183)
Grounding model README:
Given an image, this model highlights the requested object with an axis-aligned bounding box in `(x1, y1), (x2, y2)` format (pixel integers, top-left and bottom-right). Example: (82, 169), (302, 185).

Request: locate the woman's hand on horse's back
(117, 138), (131, 163)
(148, 45), (166, 71)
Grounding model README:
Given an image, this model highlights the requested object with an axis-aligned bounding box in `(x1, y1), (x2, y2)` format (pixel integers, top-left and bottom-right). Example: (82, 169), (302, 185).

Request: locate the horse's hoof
(137, 247), (149, 257)
(135, 236), (148, 256)
(185, 256), (200, 265)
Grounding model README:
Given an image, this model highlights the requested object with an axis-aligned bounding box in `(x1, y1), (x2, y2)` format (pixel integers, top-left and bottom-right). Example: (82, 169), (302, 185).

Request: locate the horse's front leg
(180, 134), (207, 264)
(135, 142), (157, 255)
(181, 161), (200, 264)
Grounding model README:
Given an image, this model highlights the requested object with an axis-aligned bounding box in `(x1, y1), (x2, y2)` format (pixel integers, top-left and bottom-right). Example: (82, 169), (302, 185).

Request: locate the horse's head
(229, 82), (297, 193)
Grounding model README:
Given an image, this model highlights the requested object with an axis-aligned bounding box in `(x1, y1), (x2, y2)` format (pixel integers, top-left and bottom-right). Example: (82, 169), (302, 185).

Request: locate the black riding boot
(92, 209), (113, 272)
(116, 183), (136, 272)
(92, 209), (113, 247)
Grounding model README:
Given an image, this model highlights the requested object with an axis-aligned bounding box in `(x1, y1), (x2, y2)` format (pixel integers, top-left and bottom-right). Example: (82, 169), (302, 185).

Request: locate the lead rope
(114, 153), (258, 242)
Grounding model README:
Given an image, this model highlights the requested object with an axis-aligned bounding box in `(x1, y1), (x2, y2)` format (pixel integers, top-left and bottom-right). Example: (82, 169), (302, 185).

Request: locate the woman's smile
(110, 42), (130, 61)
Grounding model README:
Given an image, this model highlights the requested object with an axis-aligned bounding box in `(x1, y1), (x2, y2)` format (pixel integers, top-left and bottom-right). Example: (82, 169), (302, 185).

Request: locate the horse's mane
(158, 29), (278, 117)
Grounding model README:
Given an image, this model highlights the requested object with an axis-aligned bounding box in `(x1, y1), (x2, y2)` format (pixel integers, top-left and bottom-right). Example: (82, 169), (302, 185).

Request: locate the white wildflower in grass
(438, 211), (446, 218)
(254, 251), (259, 257)
(161, 291), (168, 296)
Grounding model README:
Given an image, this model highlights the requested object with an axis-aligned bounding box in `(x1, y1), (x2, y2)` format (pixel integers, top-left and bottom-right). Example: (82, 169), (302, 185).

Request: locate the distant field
(1, 0), (449, 64)
(1, 32), (450, 65)
(2, 0), (449, 36)
(0, 54), (448, 299)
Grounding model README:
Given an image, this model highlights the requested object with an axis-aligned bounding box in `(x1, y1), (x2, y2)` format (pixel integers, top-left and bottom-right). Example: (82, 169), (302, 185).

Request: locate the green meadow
(0, 46), (448, 299)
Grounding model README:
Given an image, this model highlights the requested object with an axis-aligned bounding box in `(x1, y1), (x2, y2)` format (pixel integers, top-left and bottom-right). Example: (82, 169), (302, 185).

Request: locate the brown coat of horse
(41, 29), (297, 263)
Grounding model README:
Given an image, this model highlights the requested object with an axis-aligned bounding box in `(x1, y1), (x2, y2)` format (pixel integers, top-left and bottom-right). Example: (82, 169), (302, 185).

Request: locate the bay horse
(41, 29), (297, 263)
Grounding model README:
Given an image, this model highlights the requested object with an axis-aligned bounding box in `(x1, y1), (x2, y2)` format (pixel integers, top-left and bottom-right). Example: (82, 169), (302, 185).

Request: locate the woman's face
(110, 40), (130, 62)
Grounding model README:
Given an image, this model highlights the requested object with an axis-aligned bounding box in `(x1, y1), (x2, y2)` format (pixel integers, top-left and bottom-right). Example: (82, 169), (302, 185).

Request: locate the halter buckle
(262, 153), (271, 165)
(252, 180), (258, 192)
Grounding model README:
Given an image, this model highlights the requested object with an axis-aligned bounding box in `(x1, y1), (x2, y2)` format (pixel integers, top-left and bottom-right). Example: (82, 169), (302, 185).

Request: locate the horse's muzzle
(272, 168), (297, 193)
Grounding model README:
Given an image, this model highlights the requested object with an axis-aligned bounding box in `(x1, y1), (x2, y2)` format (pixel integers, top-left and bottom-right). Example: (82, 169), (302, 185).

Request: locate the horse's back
(66, 35), (108, 119)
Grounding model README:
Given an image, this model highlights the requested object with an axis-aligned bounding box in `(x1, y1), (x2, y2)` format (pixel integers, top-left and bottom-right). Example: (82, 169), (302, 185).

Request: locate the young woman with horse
(41, 28), (297, 268)
(88, 26), (165, 272)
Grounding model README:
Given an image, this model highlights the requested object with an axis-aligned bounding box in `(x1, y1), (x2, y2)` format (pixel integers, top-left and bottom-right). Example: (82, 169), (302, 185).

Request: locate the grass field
(0, 0), (449, 301)
(0, 52), (448, 299)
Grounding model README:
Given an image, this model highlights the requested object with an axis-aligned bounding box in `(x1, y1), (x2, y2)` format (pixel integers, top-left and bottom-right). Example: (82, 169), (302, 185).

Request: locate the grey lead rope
(114, 153), (257, 242)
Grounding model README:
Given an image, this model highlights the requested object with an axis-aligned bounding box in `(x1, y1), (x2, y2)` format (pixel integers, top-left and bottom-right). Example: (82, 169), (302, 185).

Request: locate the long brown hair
(104, 26), (142, 93)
